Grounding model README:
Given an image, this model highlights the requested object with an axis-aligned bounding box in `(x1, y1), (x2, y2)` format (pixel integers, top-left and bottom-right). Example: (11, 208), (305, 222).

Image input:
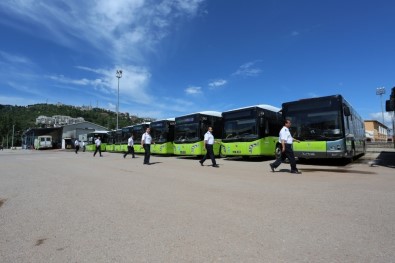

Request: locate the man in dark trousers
(141, 128), (153, 164)
(74, 139), (80, 154)
(93, 136), (102, 157)
(199, 126), (219, 167)
(269, 119), (301, 174)
(123, 134), (135, 158)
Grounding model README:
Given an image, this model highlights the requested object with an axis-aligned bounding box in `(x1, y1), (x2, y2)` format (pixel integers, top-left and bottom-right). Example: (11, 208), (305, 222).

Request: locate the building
(23, 121), (109, 149)
(364, 120), (389, 142)
(36, 115), (85, 127)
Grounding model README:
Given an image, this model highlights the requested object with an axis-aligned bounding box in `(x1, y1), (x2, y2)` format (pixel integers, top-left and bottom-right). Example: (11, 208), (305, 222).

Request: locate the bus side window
(343, 105), (351, 116)
(264, 119), (269, 135)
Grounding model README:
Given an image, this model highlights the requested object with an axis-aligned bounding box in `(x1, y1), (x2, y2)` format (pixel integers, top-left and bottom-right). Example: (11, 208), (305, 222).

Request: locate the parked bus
(106, 128), (125, 153)
(86, 131), (110, 152)
(173, 111), (222, 156)
(281, 94), (366, 160)
(118, 126), (133, 153)
(150, 118), (175, 155)
(132, 123), (150, 154)
(34, 135), (53, 150)
(221, 105), (282, 158)
(106, 130), (116, 152)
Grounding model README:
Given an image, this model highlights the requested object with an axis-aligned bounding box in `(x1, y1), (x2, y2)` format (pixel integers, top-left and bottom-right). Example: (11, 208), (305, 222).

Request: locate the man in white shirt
(141, 128), (153, 164)
(199, 127), (218, 167)
(124, 134), (135, 158)
(93, 136), (102, 157)
(74, 139), (80, 154)
(269, 119), (301, 174)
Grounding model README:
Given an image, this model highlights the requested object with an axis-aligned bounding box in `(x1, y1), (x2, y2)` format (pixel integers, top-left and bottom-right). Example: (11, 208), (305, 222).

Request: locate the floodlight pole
(116, 70), (123, 130)
(376, 87), (386, 127)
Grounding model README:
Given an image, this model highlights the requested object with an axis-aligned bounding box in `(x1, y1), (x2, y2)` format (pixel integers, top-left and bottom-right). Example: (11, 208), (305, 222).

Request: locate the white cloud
(53, 65), (153, 104)
(291, 31), (300, 36)
(0, 0), (205, 64)
(370, 112), (394, 127)
(208, 79), (227, 88)
(233, 61), (262, 77)
(0, 0), (207, 118)
(0, 51), (33, 65)
(185, 86), (202, 95)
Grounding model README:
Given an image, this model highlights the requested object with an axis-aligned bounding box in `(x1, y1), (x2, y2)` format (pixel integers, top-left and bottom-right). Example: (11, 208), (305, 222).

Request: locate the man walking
(82, 141), (86, 152)
(199, 126), (219, 167)
(93, 136), (102, 157)
(269, 119), (301, 174)
(124, 134), (135, 158)
(141, 128), (153, 164)
(74, 139), (80, 154)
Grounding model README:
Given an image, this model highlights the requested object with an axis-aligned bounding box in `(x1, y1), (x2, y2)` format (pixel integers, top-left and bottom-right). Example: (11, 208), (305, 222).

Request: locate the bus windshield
(223, 118), (258, 141)
(151, 125), (169, 143)
(287, 110), (343, 141)
(133, 126), (146, 141)
(174, 123), (199, 143)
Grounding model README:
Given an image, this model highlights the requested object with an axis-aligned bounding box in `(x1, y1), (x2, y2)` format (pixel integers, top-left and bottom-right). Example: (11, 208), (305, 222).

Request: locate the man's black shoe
(269, 163), (275, 172)
(212, 164), (219, 168)
(290, 170), (301, 174)
(199, 161), (203, 166)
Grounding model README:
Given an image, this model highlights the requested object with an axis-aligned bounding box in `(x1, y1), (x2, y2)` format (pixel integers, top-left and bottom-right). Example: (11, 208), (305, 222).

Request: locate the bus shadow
(222, 156), (274, 162)
(298, 168), (375, 175)
(297, 158), (352, 167)
(370, 151), (395, 168)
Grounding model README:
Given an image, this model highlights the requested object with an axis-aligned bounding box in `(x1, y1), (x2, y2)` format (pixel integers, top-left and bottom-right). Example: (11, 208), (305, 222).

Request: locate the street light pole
(116, 70), (123, 130)
(376, 87), (386, 126)
(11, 124), (15, 150)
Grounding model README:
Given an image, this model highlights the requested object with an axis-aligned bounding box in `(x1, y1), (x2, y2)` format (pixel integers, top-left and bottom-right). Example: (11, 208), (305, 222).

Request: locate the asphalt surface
(1, 149), (394, 263)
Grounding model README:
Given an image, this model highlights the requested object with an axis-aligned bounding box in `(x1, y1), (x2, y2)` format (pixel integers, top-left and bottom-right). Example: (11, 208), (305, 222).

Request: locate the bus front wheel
(275, 145), (282, 159)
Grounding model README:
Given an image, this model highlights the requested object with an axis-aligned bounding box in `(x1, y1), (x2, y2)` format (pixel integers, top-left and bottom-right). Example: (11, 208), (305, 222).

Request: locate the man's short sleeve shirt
(279, 126), (293, 144)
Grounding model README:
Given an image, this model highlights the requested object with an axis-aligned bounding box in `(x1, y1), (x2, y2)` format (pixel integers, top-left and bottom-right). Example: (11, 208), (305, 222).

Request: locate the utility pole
(11, 124), (15, 149)
(116, 69), (123, 130)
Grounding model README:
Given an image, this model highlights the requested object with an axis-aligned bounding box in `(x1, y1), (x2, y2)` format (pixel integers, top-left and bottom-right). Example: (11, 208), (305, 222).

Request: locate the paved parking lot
(1, 149), (394, 262)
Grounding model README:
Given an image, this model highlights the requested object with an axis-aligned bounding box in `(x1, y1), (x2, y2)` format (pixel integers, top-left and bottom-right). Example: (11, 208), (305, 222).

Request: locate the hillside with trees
(0, 103), (150, 147)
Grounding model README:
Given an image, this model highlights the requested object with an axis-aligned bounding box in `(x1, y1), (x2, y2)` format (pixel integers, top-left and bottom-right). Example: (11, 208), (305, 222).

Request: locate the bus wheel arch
(275, 143), (282, 159)
(219, 145), (226, 158)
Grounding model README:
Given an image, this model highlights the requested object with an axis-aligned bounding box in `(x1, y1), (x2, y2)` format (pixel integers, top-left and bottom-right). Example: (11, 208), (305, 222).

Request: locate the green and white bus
(132, 123), (150, 154)
(106, 129), (123, 153)
(281, 94), (366, 160)
(86, 131), (110, 152)
(173, 111), (222, 156)
(150, 118), (175, 155)
(221, 105), (282, 158)
(116, 126), (133, 153)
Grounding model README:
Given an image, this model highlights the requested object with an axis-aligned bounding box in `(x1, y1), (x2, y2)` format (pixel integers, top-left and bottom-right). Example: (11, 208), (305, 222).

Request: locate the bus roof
(151, 118), (175, 123)
(91, 130), (109, 134)
(283, 94), (343, 105)
(224, 104), (281, 113)
(177, 111), (222, 118)
(133, 122), (151, 126)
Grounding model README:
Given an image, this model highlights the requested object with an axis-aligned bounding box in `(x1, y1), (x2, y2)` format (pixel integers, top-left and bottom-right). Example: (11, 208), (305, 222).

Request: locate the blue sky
(0, 0), (394, 127)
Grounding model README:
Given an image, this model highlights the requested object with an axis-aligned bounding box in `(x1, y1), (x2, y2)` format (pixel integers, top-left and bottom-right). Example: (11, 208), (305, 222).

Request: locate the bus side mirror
(344, 106), (351, 116)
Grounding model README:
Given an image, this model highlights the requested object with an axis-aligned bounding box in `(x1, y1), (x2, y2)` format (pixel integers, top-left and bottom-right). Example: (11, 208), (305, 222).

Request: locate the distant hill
(0, 103), (151, 146)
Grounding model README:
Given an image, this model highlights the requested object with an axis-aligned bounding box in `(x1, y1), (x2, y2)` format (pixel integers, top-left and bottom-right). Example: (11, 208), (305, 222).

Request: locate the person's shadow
(146, 162), (162, 165)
